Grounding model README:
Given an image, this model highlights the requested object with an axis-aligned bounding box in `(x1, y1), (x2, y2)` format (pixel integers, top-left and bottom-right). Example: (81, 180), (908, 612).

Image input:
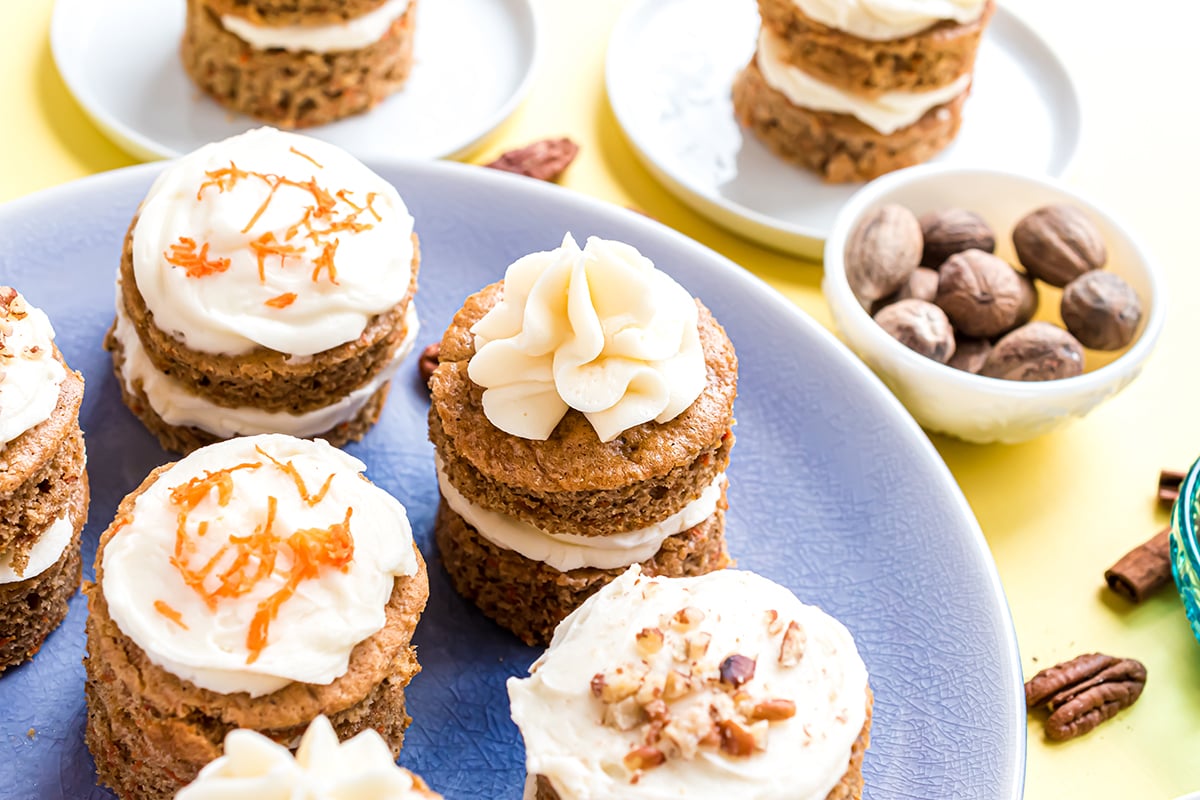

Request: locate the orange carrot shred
(289, 146), (323, 168)
(265, 292), (297, 309)
(164, 237), (232, 279)
(154, 600), (189, 630)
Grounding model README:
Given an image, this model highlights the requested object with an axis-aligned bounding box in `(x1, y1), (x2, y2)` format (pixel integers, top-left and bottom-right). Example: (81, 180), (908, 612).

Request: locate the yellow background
(2, 0), (1198, 797)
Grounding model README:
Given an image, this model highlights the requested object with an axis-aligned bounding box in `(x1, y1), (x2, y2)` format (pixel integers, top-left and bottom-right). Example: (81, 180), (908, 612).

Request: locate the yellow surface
(2, 0), (1198, 797)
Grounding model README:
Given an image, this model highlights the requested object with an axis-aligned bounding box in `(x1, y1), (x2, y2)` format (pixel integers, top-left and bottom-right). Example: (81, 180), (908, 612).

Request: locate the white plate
(605, 0), (1081, 259)
(51, 0), (540, 162)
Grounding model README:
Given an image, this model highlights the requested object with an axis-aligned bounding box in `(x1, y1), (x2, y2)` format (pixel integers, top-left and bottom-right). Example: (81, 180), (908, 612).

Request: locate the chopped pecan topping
(603, 696), (644, 731)
(779, 621), (806, 667)
(671, 606), (706, 631)
(623, 745), (665, 772)
(1024, 653), (1147, 741)
(716, 719), (757, 756)
(748, 699), (797, 722)
(686, 631), (711, 661)
(663, 668), (691, 700)
(719, 654), (756, 688)
(764, 609), (784, 636)
(636, 627), (665, 657)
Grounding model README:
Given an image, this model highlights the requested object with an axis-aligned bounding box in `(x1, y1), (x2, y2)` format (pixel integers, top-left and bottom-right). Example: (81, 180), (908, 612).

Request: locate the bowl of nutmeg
(823, 165), (1165, 444)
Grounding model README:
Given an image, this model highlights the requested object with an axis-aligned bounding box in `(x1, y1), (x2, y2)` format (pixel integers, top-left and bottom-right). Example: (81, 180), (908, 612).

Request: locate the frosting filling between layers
(0, 510), (73, 584)
(756, 29), (971, 134)
(221, 0), (412, 54)
(436, 457), (726, 572)
(0, 297), (66, 448)
(792, 0), (986, 40)
(112, 289), (419, 439)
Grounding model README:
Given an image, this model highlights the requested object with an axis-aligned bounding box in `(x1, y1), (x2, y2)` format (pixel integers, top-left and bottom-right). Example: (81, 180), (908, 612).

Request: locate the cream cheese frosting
(468, 234), (705, 443)
(132, 127), (416, 358)
(792, 0), (986, 40)
(101, 434), (418, 697)
(436, 457), (725, 572)
(176, 715), (436, 799)
(221, 0), (412, 54)
(0, 291), (65, 448)
(757, 29), (970, 134)
(508, 566), (869, 800)
(0, 511), (73, 584)
(112, 286), (419, 439)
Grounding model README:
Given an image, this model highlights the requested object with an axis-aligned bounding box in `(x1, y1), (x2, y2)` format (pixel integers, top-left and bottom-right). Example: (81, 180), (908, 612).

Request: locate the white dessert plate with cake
(50, 0), (540, 162)
(606, 0), (1080, 259)
(0, 159), (1022, 798)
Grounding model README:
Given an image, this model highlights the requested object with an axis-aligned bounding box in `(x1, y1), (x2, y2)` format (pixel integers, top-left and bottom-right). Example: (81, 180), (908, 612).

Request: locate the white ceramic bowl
(822, 165), (1166, 444)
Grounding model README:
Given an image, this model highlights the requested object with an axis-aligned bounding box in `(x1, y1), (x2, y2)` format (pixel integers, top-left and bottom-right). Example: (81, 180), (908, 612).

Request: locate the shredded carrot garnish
(111, 514), (133, 535)
(265, 292), (297, 309)
(169, 463), (262, 512)
(164, 237), (232, 279)
(254, 445), (337, 506)
(154, 600), (189, 630)
(289, 146), (323, 168)
(249, 232), (305, 283)
(312, 240), (339, 284)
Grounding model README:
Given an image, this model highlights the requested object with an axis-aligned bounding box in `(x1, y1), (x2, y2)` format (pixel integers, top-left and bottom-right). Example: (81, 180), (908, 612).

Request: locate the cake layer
(434, 501), (730, 646)
(0, 363), (85, 572)
(204, 0), (396, 27)
(430, 282), (737, 514)
(182, 0), (416, 128)
(115, 218), (419, 415)
(733, 57), (966, 182)
(0, 472), (87, 673)
(757, 0), (993, 96)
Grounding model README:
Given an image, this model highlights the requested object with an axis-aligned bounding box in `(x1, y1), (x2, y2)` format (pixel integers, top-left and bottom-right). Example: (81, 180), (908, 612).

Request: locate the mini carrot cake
(181, 0), (417, 128)
(105, 127), (420, 454)
(0, 287), (89, 673)
(177, 715), (441, 798)
(733, 0), (994, 182)
(428, 234), (737, 646)
(84, 434), (428, 800)
(508, 566), (872, 799)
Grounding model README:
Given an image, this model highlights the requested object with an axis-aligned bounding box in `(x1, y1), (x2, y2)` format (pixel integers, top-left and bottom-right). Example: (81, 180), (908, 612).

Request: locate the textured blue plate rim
(0, 158), (1025, 798)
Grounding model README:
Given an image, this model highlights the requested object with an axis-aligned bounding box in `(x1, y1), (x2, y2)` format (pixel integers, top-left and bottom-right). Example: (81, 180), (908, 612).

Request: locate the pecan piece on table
(1024, 653), (1146, 741)
(418, 343), (440, 387)
(485, 138), (580, 182)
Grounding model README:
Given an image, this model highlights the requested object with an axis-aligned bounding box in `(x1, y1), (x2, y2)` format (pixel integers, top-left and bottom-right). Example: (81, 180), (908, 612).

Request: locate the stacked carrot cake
(84, 433), (429, 800)
(0, 287), (88, 673)
(177, 716), (442, 798)
(428, 233), (737, 646)
(182, 0), (418, 127)
(106, 126), (420, 454)
(733, 0), (994, 181)
(509, 566), (872, 799)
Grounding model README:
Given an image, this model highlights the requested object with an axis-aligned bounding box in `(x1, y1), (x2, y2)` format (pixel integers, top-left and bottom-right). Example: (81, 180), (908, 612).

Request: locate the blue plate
(0, 161), (1024, 799)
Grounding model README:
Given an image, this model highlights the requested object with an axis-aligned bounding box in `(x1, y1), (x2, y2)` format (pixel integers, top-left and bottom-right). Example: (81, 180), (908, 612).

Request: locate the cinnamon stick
(1158, 469), (1185, 509)
(1104, 527), (1172, 603)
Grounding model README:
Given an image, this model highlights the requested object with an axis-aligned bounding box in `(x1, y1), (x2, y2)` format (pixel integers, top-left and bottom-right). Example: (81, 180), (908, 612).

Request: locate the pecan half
(718, 654), (756, 688)
(485, 138), (580, 182)
(418, 343), (439, 387)
(1025, 653), (1146, 741)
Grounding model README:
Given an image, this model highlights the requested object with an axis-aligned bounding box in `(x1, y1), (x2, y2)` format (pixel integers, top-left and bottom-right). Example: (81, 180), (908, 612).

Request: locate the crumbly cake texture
(0, 474), (88, 673)
(0, 358), (85, 573)
(531, 688), (873, 800)
(203, 0), (393, 27)
(84, 463), (430, 800)
(756, 0), (994, 96)
(429, 283), (738, 536)
(733, 58), (967, 183)
(113, 218), (420, 415)
(435, 500), (731, 646)
(181, 0), (417, 129)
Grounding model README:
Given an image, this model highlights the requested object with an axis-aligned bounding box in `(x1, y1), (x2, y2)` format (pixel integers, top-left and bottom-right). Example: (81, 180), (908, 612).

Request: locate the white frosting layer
(101, 435), (417, 697)
(0, 510), (73, 584)
(177, 715), (433, 799)
(0, 299), (65, 448)
(112, 289), (418, 439)
(133, 127), (415, 357)
(757, 29), (970, 134)
(792, 0), (986, 40)
(468, 234), (705, 443)
(221, 0), (412, 54)
(508, 567), (869, 800)
(437, 457), (725, 572)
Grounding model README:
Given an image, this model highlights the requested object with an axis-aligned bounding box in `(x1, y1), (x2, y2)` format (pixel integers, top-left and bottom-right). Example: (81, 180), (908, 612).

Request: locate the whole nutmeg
(870, 267), (939, 313)
(1011, 271), (1040, 331)
(1013, 204), (1107, 287)
(947, 336), (992, 374)
(981, 322), (1085, 381)
(934, 250), (1027, 338)
(919, 209), (996, 268)
(1061, 271), (1143, 350)
(873, 299), (956, 364)
(845, 205), (922, 305)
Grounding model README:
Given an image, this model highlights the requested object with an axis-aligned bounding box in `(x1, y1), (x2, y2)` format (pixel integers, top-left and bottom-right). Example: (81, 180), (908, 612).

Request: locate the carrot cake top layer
(101, 434), (418, 697)
(132, 127), (416, 358)
(219, 0), (411, 53)
(177, 715), (440, 799)
(467, 234), (706, 443)
(508, 566), (869, 799)
(790, 0), (986, 40)
(0, 288), (66, 449)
